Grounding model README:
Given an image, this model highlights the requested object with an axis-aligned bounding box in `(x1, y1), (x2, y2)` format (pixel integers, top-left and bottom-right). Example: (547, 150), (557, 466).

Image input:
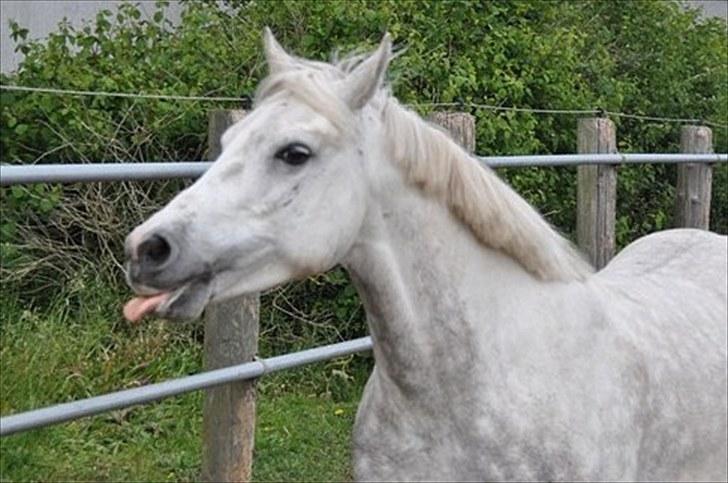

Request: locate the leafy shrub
(1, 0), (726, 347)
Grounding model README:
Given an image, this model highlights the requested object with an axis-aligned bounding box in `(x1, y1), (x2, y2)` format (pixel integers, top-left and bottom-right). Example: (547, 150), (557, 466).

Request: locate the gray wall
(684, 0), (728, 19)
(0, 0), (183, 74)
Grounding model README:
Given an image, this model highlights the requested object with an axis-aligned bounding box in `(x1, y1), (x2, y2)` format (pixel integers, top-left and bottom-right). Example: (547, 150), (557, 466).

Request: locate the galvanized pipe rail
(1, 153), (726, 186)
(0, 336), (373, 436)
(1, 150), (726, 439)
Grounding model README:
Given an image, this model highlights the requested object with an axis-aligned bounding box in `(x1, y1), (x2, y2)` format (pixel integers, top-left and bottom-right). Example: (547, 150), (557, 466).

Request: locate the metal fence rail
(0, 336), (373, 436)
(1, 150), (726, 439)
(2, 153), (726, 186)
(0, 162), (209, 186)
(485, 153), (727, 168)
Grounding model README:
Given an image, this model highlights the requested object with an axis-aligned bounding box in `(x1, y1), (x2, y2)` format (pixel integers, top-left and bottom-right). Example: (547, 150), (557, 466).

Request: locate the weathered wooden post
(576, 117), (617, 269)
(675, 125), (713, 229)
(428, 112), (476, 153)
(202, 110), (260, 483)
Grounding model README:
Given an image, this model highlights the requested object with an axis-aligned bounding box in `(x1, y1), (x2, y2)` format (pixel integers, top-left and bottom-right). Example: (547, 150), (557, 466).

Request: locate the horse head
(124, 30), (392, 321)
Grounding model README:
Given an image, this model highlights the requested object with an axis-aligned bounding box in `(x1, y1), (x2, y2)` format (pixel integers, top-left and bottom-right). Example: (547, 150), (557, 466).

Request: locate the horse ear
(263, 27), (295, 75)
(340, 33), (392, 110)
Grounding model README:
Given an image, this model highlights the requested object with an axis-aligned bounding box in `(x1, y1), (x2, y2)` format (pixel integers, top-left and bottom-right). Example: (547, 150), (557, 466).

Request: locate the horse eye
(275, 143), (312, 166)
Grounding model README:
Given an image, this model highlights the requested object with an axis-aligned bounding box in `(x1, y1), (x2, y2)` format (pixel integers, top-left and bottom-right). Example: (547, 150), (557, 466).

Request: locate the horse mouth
(124, 277), (213, 323)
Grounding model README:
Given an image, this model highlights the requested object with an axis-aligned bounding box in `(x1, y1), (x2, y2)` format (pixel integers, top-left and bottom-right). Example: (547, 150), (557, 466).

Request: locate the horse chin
(157, 278), (213, 321)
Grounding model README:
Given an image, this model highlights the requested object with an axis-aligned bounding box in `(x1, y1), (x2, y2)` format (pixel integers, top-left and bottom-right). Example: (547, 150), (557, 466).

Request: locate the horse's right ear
(263, 27), (295, 75)
(339, 33), (392, 110)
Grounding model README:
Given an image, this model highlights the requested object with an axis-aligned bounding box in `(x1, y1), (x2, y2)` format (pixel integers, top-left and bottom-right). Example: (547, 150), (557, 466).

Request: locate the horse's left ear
(263, 27), (296, 76)
(340, 33), (392, 110)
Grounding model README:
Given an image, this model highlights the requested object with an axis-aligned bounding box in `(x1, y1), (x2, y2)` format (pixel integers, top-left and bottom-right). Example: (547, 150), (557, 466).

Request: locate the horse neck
(380, 99), (592, 282)
(342, 167), (545, 393)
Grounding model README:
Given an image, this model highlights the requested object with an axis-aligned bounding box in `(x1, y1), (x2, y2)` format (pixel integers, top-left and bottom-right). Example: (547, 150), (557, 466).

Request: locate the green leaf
(39, 198), (54, 213)
(10, 186), (26, 199)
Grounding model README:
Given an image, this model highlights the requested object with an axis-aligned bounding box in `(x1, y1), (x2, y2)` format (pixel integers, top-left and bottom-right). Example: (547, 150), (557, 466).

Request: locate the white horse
(123, 30), (727, 481)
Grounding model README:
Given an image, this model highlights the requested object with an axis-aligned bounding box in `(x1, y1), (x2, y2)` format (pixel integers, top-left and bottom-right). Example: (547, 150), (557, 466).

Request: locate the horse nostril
(137, 234), (172, 267)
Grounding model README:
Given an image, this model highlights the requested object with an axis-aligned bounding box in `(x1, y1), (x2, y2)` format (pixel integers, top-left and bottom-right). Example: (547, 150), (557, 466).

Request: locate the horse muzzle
(124, 227), (214, 322)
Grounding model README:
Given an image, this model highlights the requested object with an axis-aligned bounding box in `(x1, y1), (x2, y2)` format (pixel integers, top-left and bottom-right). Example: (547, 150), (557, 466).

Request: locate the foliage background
(0, 0), (726, 479)
(1, 0), (726, 304)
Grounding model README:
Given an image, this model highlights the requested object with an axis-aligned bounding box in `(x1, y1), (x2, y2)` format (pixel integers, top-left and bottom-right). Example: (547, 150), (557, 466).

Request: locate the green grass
(0, 285), (370, 481)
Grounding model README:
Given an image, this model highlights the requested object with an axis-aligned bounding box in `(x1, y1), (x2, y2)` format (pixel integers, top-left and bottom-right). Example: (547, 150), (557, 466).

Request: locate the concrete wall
(684, 0), (728, 20)
(0, 0), (183, 74)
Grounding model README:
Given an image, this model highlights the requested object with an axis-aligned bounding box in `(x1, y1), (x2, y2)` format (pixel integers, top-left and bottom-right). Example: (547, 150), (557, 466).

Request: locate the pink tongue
(123, 293), (170, 323)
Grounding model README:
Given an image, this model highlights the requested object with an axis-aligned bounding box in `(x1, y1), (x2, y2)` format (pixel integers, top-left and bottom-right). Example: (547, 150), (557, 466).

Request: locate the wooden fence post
(202, 110), (260, 483)
(675, 125), (713, 229)
(428, 112), (476, 153)
(576, 118), (617, 270)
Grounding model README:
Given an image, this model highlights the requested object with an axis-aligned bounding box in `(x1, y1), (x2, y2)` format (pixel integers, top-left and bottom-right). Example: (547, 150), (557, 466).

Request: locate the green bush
(1, 0), (726, 347)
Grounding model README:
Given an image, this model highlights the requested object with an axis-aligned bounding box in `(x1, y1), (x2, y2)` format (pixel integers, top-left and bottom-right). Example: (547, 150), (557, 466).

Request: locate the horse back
(597, 228), (727, 481)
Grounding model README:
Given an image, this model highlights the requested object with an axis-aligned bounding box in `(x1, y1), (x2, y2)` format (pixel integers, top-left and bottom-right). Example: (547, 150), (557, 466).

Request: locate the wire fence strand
(2, 84), (726, 129)
(0, 84), (245, 103)
(409, 101), (600, 115)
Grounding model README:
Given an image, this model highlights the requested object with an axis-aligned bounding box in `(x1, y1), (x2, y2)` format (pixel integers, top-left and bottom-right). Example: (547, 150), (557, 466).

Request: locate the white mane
(255, 54), (593, 282)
